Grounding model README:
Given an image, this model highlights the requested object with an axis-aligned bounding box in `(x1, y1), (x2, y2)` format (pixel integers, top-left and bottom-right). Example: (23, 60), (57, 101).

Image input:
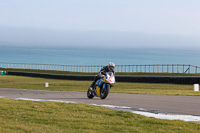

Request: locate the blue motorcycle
(87, 72), (116, 99)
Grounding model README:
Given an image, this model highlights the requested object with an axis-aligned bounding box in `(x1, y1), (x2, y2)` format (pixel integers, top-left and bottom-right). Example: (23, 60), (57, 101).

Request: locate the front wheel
(100, 85), (110, 99)
(87, 88), (94, 99)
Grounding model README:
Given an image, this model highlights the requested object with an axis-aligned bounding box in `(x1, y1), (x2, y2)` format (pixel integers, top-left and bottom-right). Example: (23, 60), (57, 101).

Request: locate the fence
(1, 62), (200, 73)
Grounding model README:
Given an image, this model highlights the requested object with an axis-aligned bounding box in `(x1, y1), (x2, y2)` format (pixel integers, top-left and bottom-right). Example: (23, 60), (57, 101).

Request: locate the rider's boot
(88, 86), (93, 91)
(89, 81), (96, 96)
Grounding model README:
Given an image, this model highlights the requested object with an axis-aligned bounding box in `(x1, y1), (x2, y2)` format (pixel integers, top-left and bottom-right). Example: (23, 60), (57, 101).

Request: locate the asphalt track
(0, 87), (200, 116)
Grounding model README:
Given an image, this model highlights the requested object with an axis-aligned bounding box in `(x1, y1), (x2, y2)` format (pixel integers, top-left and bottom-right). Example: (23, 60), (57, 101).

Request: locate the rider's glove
(100, 75), (104, 78)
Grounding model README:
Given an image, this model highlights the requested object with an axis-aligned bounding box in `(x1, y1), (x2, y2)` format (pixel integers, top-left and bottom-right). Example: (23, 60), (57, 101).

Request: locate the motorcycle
(87, 72), (116, 99)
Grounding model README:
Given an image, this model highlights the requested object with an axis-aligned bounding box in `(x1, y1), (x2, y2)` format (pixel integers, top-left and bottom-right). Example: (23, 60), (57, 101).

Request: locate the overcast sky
(0, 0), (200, 49)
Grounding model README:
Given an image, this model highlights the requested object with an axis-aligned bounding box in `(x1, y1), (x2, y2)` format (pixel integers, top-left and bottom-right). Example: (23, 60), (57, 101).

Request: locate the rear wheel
(100, 85), (110, 99)
(87, 88), (94, 99)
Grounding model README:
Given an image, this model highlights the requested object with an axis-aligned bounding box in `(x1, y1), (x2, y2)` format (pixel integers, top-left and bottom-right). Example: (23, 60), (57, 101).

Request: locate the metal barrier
(8, 71), (200, 84)
(0, 62), (200, 73)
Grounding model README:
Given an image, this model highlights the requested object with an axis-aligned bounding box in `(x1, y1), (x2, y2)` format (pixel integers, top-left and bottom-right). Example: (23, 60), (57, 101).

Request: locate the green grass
(1, 68), (96, 75)
(1, 75), (200, 96)
(0, 98), (199, 133)
(1, 68), (200, 76)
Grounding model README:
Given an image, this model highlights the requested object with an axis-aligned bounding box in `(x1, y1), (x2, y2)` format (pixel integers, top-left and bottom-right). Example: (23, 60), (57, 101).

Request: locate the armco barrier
(7, 71), (94, 81)
(116, 76), (200, 84)
(7, 71), (200, 85)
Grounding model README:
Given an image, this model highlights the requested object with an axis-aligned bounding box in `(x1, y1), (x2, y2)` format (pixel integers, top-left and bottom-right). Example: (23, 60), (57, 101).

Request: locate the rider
(89, 62), (115, 89)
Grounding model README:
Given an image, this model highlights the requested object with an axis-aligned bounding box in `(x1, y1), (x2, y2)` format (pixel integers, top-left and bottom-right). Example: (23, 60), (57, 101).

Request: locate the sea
(0, 45), (200, 67)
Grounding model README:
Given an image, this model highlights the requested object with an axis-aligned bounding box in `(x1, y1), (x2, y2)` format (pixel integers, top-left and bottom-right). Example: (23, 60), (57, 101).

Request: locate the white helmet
(108, 62), (115, 70)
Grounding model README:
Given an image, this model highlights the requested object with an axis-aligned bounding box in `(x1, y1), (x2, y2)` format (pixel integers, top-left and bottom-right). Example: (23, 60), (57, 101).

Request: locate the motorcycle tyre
(87, 88), (94, 99)
(100, 85), (110, 99)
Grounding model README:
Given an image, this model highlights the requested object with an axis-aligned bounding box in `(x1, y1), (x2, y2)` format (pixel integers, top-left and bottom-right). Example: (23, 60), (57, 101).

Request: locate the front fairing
(104, 72), (115, 85)
(95, 72), (115, 97)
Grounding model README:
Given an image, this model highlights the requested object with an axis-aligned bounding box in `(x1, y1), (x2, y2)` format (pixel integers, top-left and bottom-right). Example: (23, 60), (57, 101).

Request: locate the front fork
(102, 84), (112, 90)
(93, 84), (112, 97)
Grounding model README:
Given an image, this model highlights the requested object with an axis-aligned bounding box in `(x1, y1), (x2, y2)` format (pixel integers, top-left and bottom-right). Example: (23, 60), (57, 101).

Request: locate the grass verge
(1, 75), (200, 96)
(0, 98), (199, 133)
